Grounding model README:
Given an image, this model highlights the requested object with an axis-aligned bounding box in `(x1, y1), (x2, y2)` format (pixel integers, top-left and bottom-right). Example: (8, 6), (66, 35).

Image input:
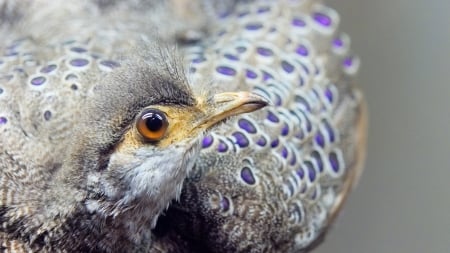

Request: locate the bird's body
(0, 0), (366, 252)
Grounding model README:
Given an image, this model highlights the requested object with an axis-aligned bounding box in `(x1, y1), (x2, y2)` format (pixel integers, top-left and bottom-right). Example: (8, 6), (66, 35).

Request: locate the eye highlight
(136, 109), (169, 142)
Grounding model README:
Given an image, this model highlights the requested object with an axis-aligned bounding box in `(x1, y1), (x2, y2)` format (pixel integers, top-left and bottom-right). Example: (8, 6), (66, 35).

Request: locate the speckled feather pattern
(0, 0), (366, 252)
(162, 1), (365, 252)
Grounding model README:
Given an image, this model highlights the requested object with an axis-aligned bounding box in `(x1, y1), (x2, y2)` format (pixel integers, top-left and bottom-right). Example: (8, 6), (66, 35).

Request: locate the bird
(0, 0), (367, 252)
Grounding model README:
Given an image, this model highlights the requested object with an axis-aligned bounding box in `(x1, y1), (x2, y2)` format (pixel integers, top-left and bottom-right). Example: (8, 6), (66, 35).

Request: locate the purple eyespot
(271, 138), (279, 148)
(202, 135), (214, 148)
(281, 146), (288, 159)
(292, 18), (306, 27)
(257, 6), (271, 13)
(30, 76), (46, 86)
(281, 61), (295, 73)
(333, 38), (344, 48)
(69, 58), (89, 67)
(245, 69), (258, 79)
(238, 118), (257, 134)
(315, 131), (325, 148)
(232, 132), (249, 148)
(217, 140), (228, 152)
(100, 60), (121, 69)
(281, 124), (289, 136)
(256, 136), (267, 146)
(0, 116), (7, 125)
(245, 23), (263, 30)
(257, 47), (274, 57)
(224, 54), (239, 61)
(329, 151), (340, 172)
(220, 196), (230, 212)
(241, 167), (256, 185)
(296, 166), (305, 179)
(343, 56), (353, 67)
(295, 45), (309, 56)
(325, 87), (334, 103)
(311, 151), (324, 172)
(262, 71), (273, 81)
(44, 111), (52, 121)
(70, 47), (87, 53)
(313, 12), (332, 27)
(267, 111), (279, 123)
(40, 64), (57, 74)
(305, 161), (316, 182)
(216, 66), (236, 76)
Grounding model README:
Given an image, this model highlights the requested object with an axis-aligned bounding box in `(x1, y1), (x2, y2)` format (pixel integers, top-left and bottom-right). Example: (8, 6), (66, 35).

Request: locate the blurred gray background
(315, 0), (450, 252)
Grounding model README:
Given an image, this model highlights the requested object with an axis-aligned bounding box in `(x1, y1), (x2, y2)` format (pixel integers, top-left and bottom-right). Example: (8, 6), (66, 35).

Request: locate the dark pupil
(145, 113), (163, 132)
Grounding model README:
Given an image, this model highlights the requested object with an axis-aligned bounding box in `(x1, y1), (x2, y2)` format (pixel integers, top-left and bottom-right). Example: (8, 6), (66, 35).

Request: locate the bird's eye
(136, 109), (169, 142)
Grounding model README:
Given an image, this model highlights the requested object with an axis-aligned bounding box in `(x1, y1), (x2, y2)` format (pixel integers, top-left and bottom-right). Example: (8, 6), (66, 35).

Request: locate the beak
(197, 91), (269, 130)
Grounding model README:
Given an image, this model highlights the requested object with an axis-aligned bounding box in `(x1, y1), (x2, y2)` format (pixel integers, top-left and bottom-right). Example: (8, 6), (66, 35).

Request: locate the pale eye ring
(136, 109), (168, 142)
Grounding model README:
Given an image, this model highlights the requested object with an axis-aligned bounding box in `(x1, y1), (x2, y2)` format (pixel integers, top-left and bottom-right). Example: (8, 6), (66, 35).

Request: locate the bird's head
(62, 46), (267, 227)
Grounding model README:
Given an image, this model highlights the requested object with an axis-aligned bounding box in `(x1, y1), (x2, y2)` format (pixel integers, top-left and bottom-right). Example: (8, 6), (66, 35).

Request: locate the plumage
(0, 0), (366, 252)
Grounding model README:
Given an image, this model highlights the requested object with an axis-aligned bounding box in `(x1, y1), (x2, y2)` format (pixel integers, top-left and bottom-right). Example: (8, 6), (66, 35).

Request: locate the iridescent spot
(324, 121), (335, 142)
(333, 38), (344, 48)
(70, 58), (89, 67)
(217, 140), (228, 152)
(296, 45), (309, 56)
(236, 46), (247, 53)
(256, 47), (274, 57)
(311, 151), (324, 172)
(0, 116), (7, 125)
(262, 71), (273, 81)
(325, 87), (334, 103)
(238, 11), (250, 17)
(245, 69), (258, 79)
(30, 76), (46, 86)
(299, 77), (305, 86)
(100, 60), (120, 69)
(281, 146), (288, 158)
(192, 57), (206, 64)
(71, 84), (78, 90)
(245, 22), (263, 30)
(313, 12), (332, 27)
(271, 138), (279, 148)
(256, 136), (267, 146)
(343, 56), (353, 67)
(281, 123), (289, 136)
(238, 118), (257, 134)
(70, 47), (87, 53)
(216, 66), (236, 76)
(257, 6), (271, 13)
(202, 135), (213, 148)
(329, 151), (340, 172)
(224, 54), (239, 61)
(241, 167), (256, 185)
(232, 132), (249, 148)
(315, 131), (325, 148)
(44, 111), (52, 121)
(296, 166), (305, 179)
(220, 196), (230, 212)
(292, 18), (306, 27)
(267, 111), (279, 123)
(305, 161), (316, 182)
(281, 61), (294, 73)
(273, 93), (282, 106)
(290, 154), (297, 166)
(40, 64), (57, 73)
